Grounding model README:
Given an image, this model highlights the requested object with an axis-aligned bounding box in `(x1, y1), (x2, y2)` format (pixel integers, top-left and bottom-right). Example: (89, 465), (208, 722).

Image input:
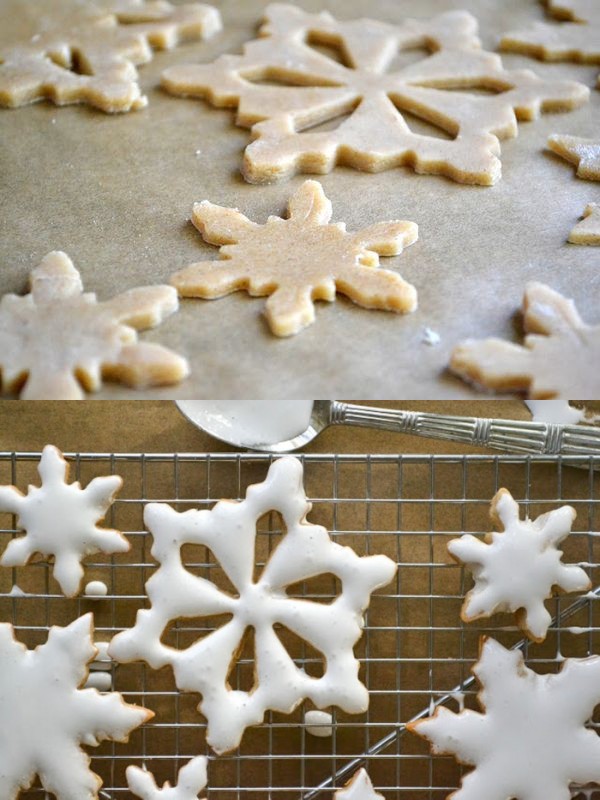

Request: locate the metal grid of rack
(1, 452), (599, 800)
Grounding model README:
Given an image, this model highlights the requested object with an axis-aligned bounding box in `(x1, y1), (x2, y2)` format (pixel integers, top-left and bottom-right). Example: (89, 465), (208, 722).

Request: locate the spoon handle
(330, 402), (600, 455)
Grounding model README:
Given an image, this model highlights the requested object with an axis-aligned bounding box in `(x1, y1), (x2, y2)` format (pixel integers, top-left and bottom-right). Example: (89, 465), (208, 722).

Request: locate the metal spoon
(177, 401), (600, 455)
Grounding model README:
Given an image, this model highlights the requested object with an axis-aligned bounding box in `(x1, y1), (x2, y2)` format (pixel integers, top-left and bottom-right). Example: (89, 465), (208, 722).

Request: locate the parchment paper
(1, 0), (599, 398)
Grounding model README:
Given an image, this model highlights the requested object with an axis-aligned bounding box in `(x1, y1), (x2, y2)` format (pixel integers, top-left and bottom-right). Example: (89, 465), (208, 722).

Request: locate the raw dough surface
(569, 202), (600, 244)
(171, 179), (418, 337)
(163, 3), (588, 185)
(2, 0), (600, 398)
(548, 133), (600, 179)
(450, 281), (600, 398)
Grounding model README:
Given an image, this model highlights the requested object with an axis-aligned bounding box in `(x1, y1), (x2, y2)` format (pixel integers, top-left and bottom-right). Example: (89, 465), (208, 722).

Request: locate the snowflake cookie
(161, 3), (588, 185)
(0, 251), (189, 399)
(409, 636), (600, 800)
(0, 444), (127, 597)
(450, 282), (600, 397)
(501, 0), (600, 88)
(569, 203), (600, 245)
(171, 180), (418, 337)
(548, 134), (600, 180)
(334, 769), (386, 800)
(0, 0), (221, 112)
(448, 488), (590, 642)
(109, 456), (397, 754)
(127, 756), (208, 800)
(0, 612), (153, 800)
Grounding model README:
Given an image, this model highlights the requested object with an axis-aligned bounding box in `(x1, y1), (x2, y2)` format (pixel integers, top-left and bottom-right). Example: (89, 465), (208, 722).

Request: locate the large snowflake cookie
(0, 612), (153, 800)
(109, 456), (397, 754)
(448, 488), (590, 642)
(548, 134), (600, 180)
(171, 180), (418, 337)
(334, 769), (386, 800)
(409, 636), (600, 800)
(0, 0), (221, 112)
(569, 203), (600, 245)
(161, 3), (588, 185)
(450, 281), (600, 397)
(501, 0), (600, 88)
(127, 756), (208, 800)
(0, 444), (127, 597)
(0, 251), (189, 399)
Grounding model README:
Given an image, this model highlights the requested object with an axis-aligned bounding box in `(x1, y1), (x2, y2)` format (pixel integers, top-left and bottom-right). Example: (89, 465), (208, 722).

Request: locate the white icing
(421, 327), (441, 346)
(8, 584), (26, 597)
(448, 488), (590, 641)
(567, 626), (591, 635)
(0, 613), (152, 798)
(449, 691), (465, 712)
(110, 456), (397, 754)
(413, 637), (600, 799)
(85, 671), (112, 691)
(334, 769), (385, 800)
(85, 580), (108, 598)
(305, 709), (333, 737)
(91, 641), (113, 671)
(127, 756), (208, 800)
(0, 445), (128, 597)
(177, 401), (314, 446)
(525, 400), (585, 425)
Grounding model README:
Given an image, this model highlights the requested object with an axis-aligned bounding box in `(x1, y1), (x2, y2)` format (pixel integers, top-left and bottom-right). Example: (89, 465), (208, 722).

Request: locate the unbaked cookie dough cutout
(162, 3), (588, 185)
(171, 180), (418, 337)
(450, 282), (600, 398)
(0, 613), (153, 800)
(448, 488), (589, 642)
(109, 457), (397, 754)
(569, 203), (600, 244)
(127, 756), (208, 800)
(409, 637), (600, 800)
(548, 134), (600, 179)
(0, 251), (189, 399)
(501, 0), (600, 88)
(0, 444), (127, 597)
(0, 0), (221, 112)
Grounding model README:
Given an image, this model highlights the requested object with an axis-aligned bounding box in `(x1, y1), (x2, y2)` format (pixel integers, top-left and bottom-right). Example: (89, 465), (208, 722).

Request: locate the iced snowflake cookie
(334, 769), (385, 800)
(0, 444), (127, 597)
(161, 3), (588, 185)
(0, 613), (153, 800)
(109, 456), (397, 754)
(569, 203), (600, 245)
(171, 180), (418, 337)
(409, 636), (600, 800)
(0, 0), (221, 112)
(127, 756), (208, 800)
(450, 282), (600, 397)
(501, 0), (600, 88)
(448, 488), (590, 642)
(0, 251), (189, 399)
(548, 134), (600, 180)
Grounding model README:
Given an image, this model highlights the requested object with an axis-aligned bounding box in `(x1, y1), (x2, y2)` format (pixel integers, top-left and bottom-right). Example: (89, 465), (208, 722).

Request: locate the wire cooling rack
(1, 452), (600, 800)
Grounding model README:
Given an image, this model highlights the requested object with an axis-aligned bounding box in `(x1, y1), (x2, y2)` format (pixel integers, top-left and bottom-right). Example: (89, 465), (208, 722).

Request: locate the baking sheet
(1, 0), (600, 399)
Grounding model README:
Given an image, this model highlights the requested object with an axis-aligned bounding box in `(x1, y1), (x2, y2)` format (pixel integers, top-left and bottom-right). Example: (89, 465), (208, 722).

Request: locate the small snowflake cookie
(127, 756), (208, 800)
(409, 636), (600, 800)
(0, 612), (153, 800)
(450, 281), (600, 397)
(334, 769), (386, 800)
(448, 488), (590, 642)
(0, 0), (221, 112)
(501, 0), (600, 88)
(0, 444), (127, 597)
(0, 251), (189, 399)
(548, 134), (600, 180)
(569, 203), (600, 245)
(109, 456), (397, 754)
(161, 3), (588, 185)
(171, 180), (418, 337)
